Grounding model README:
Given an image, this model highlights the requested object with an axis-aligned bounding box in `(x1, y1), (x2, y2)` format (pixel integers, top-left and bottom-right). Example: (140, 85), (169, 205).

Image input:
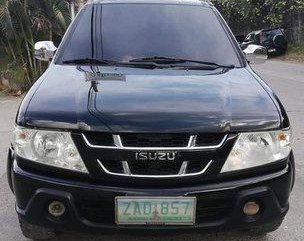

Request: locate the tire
(273, 35), (285, 48)
(290, 151), (295, 191)
(273, 35), (288, 54)
(7, 148), (14, 193)
(245, 219), (283, 236)
(19, 217), (57, 240)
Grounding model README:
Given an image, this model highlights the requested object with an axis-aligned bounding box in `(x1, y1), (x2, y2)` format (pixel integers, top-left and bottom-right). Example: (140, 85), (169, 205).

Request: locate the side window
(60, 5), (93, 61)
(256, 33), (261, 44)
(245, 34), (254, 42)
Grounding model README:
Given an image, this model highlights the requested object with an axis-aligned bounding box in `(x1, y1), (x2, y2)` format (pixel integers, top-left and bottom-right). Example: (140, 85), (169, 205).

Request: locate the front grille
(196, 133), (226, 146)
(102, 160), (210, 176)
(120, 133), (190, 147)
(84, 132), (114, 146)
(77, 195), (232, 225)
(101, 160), (124, 174)
(187, 161), (210, 173)
(128, 161), (182, 175)
(83, 132), (226, 148)
(79, 132), (231, 178)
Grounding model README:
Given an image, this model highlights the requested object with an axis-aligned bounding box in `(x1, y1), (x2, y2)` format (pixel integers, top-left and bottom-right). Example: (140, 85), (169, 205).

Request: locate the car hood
(21, 64), (281, 133)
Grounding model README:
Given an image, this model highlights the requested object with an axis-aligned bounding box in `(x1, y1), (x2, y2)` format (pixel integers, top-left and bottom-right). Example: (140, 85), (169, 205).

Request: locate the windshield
(58, 3), (241, 67)
(261, 29), (283, 42)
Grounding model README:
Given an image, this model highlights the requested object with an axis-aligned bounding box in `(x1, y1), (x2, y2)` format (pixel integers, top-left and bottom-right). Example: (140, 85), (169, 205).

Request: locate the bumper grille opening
(196, 196), (232, 223)
(77, 196), (232, 225)
(77, 198), (115, 224)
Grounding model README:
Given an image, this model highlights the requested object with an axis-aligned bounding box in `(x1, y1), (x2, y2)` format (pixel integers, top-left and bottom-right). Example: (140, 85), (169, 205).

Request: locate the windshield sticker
(85, 72), (126, 82)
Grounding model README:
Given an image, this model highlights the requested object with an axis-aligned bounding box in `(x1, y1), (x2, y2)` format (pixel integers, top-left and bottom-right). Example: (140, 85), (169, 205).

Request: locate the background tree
(0, 0), (71, 88)
(212, 0), (304, 42)
(1, 0), (303, 90)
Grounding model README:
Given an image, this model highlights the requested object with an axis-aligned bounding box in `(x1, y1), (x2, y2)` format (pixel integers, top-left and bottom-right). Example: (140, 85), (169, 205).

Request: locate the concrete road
(0, 60), (303, 240)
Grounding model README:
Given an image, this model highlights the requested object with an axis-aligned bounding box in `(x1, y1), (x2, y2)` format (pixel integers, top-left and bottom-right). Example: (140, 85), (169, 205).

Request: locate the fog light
(243, 201), (260, 216)
(48, 201), (65, 217)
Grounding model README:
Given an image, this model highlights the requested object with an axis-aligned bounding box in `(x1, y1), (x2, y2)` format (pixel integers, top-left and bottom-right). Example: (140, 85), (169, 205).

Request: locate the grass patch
(0, 55), (26, 94)
(0, 57), (9, 72)
(276, 42), (304, 63)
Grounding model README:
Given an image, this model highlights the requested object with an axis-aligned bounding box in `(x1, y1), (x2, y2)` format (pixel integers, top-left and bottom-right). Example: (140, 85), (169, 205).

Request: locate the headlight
(221, 129), (292, 173)
(13, 126), (88, 173)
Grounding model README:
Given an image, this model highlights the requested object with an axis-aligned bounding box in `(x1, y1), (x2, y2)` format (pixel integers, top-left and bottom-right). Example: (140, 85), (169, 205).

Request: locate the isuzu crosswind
(8, 0), (294, 239)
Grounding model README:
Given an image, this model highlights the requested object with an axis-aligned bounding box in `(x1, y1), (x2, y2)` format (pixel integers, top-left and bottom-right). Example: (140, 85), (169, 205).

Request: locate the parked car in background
(242, 27), (288, 54)
(235, 34), (246, 45)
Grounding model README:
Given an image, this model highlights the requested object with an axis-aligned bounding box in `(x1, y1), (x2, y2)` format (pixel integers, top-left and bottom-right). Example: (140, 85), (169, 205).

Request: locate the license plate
(115, 197), (196, 225)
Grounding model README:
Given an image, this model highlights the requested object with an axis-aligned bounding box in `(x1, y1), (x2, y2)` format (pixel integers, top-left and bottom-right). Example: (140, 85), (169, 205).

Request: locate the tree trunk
(49, 23), (53, 41)
(298, 10), (302, 42)
(6, 39), (17, 62)
(70, 2), (75, 20)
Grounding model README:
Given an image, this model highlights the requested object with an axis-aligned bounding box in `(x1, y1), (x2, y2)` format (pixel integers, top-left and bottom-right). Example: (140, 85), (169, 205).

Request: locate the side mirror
(243, 44), (268, 64)
(34, 41), (57, 61)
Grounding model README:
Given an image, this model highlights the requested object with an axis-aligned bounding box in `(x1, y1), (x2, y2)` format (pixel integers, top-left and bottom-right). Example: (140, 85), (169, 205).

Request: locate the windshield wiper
(130, 56), (186, 64)
(62, 58), (115, 65)
(62, 58), (159, 69)
(62, 57), (234, 70)
(129, 56), (235, 69)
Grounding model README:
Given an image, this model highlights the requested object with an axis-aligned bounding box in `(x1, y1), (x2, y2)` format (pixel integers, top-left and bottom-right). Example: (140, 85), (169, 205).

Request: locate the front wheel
(19, 217), (57, 240)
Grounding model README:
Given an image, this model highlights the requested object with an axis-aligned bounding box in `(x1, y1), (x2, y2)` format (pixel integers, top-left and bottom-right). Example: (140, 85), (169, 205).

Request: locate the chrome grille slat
(178, 161), (188, 175)
(82, 134), (228, 151)
(97, 159), (213, 178)
(187, 135), (197, 148)
(120, 133), (190, 148)
(113, 135), (123, 147)
(122, 161), (131, 175)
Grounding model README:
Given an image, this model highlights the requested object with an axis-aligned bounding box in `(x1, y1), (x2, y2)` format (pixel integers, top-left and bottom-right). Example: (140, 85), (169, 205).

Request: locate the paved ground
(0, 60), (303, 240)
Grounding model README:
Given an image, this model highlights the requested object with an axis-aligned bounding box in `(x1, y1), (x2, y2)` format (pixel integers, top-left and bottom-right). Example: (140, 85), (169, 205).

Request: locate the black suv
(8, 0), (294, 240)
(242, 27), (288, 54)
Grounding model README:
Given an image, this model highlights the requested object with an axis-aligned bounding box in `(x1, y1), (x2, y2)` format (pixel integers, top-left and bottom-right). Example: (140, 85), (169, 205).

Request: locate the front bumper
(10, 154), (294, 234)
